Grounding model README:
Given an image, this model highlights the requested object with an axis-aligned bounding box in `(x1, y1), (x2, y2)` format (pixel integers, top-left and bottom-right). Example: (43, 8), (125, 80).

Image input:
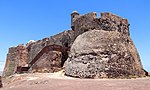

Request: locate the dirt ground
(1, 71), (150, 90)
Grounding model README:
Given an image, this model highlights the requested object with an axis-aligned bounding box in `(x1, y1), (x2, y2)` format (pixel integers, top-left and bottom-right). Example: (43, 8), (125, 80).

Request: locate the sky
(0, 0), (150, 72)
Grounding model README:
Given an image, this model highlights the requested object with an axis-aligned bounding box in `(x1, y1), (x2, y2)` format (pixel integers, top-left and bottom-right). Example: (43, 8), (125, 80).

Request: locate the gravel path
(1, 72), (150, 90)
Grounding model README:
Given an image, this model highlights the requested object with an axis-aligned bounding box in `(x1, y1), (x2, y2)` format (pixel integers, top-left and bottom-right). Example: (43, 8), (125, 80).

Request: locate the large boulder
(65, 30), (145, 78)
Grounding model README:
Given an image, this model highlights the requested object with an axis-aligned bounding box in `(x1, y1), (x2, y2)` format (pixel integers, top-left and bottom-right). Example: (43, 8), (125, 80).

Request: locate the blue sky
(0, 0), (150, 72)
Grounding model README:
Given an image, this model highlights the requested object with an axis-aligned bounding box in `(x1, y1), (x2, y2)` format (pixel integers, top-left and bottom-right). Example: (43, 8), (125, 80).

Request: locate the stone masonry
(65, 11), (145, 78)
(2, 44), (28, 76)
(71, 11), (129, 39)
(2, 11), (146, 78)
(3, 30), (74, 77)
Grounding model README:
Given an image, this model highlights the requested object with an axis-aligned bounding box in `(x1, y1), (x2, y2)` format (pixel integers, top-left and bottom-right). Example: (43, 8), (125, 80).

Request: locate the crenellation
(101, 12), (111, 19)
(100, 12), (129, 34)
(8, 47), (17, 53)
(72, 12), (98, 38)
(71, 11), (130, 38)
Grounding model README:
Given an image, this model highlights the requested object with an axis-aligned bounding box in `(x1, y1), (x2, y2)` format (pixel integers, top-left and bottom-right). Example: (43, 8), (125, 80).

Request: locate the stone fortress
(2, 11), (148, 78)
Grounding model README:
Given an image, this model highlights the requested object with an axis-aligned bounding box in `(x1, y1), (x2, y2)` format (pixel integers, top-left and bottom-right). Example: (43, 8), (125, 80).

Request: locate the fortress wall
(71, 12), (130, 39)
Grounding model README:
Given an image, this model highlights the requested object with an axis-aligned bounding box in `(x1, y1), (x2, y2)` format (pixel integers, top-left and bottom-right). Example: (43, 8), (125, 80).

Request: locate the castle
(2, 11), (146, 78)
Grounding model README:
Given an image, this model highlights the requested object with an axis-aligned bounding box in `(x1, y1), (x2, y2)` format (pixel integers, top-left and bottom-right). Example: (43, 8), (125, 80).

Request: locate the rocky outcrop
(0, 76), (2, 88)
(65, 12), (145, 78)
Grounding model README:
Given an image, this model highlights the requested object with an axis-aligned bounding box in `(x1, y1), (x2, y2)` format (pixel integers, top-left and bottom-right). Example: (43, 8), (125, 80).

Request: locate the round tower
(71, 10), (79, 30)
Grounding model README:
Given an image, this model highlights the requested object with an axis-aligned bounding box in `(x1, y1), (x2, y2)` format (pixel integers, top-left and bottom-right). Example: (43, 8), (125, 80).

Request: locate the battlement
(71, 11), (130, 38)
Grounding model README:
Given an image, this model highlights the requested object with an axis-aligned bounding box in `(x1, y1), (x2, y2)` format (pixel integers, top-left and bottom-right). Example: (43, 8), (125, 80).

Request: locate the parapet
(71, 11), (130, 38)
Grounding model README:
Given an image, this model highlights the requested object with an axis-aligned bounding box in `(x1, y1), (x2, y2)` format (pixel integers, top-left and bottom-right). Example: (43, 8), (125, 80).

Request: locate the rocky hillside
(2, 11), (147, 78)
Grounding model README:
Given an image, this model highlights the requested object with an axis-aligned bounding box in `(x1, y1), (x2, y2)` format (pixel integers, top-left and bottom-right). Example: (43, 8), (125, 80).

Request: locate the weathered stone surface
(0, 76), (2, 88)
(26, 30), (73, 73)
(65, 12), (145, 78)
(29, 51), (62, 73)
(65, 30), (145, 78)
(27, 30), (74, 64)
(28, 44), (68, 73)
(71, 12), (129, 39)
(3, 44), (28, 77)
(3, 30), (74, 76)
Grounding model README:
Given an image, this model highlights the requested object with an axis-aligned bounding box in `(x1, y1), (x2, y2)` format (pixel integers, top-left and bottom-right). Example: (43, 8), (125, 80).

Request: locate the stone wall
(2, 44), (28, 77)
(3, 30), (74, 77)
(27, 30), (74, 64)
(29, 51), (62, 73)
(28, 44), (68, 73)
(71, 12), (129, 39)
